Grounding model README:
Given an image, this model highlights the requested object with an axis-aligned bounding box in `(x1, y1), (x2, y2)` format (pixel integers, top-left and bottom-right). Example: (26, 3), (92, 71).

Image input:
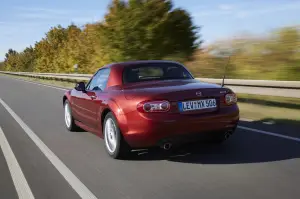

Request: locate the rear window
(123, 63), (193, 84)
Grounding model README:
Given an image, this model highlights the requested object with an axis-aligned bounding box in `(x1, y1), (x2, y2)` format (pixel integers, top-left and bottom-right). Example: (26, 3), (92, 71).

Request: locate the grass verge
(1, 73), (300, 126)
(237, 93), (300, 126)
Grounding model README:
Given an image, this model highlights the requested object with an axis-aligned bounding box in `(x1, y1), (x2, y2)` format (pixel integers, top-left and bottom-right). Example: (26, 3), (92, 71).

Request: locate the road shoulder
(0, 102), (80, 199)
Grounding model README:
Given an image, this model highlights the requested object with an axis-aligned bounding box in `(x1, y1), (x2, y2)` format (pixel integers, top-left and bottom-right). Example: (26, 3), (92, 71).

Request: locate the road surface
(0, 75), (300, 199)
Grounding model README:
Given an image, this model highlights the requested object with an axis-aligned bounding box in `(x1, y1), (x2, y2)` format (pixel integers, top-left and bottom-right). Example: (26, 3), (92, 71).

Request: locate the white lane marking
(0, 127), (35, 199)
(239, 118), (254, 122)
(238, 126), (300, 142)
(0, 98), (98, 199)
(262, 121), (275, 125)
(169, 153), (191, 158)
(3, 76), (68, 91)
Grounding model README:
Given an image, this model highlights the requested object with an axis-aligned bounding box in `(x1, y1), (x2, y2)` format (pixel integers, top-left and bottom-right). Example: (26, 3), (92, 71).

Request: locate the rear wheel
(64, 100), (79, 131)
(103, 112), (131, 159)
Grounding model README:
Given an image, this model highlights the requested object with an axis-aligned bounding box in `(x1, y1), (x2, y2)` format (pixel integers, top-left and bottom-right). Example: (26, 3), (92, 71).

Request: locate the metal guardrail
(197, 78), (300, 89)
(0, 71), (90, 82)
(9, 72), (92, 78)
(1, 71), (300, 88)
(1, 71), (300, 98)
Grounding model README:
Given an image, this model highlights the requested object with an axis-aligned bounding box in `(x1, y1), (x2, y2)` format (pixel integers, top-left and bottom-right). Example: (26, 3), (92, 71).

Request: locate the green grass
(1, 73), (300, 126)
(237, 93), (300, 126)
(238, 93), (300, 107)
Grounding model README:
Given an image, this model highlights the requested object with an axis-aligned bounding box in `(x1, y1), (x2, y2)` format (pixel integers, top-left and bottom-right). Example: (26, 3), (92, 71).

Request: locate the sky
(0, 0), (300, 61)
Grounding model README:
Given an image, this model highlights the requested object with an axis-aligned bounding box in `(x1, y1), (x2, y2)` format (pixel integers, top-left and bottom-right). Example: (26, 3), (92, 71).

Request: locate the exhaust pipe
(162, 143), (172, 150)
(224, 129), (234, 140)
(224, 132), (231, 140)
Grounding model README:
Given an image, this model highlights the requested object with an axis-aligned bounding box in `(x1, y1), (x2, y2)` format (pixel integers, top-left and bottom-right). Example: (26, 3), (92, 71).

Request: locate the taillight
(224, 93), (237, 105)
(137, 100), (170, 113)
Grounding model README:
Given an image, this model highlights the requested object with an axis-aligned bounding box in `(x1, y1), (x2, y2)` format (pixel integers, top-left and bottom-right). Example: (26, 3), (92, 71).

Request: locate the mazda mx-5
(63, 60), (239, 159)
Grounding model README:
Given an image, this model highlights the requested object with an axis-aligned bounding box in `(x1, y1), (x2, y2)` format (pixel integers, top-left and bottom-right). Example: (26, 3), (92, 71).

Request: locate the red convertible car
(63, 60), (239, 159)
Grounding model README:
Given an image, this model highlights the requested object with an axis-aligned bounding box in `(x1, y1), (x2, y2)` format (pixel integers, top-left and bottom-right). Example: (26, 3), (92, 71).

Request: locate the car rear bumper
(119, 105), (239, 148)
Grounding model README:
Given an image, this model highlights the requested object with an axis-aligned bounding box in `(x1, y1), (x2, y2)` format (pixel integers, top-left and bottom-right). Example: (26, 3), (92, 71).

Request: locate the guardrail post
(73, 64), (78, 74)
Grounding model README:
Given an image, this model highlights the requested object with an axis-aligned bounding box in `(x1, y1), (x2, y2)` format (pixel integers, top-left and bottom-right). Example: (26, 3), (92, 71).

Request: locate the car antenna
(221, 55), (231, 87)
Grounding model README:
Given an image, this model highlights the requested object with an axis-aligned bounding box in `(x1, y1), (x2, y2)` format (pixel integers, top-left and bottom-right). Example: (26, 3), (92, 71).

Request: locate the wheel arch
(100, 99), (127, 136)
(63, 95), (67, 105)
(101, 108), (112, 131)
(63, 90), (72, 106)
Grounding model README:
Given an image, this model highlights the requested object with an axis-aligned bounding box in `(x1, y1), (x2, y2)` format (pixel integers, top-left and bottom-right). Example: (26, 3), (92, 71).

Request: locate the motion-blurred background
(0, 0), (299, 126)
(0, 0), (299, 79)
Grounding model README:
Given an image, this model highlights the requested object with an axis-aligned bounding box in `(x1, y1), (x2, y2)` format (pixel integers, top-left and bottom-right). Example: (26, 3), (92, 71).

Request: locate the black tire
(64, 100), (79, 132)
(103, 112), (131, 159)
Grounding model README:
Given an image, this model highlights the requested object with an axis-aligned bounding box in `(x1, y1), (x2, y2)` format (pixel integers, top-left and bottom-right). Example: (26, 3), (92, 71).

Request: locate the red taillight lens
(224, 93), (237, 105)
(137, 100), (170, 113)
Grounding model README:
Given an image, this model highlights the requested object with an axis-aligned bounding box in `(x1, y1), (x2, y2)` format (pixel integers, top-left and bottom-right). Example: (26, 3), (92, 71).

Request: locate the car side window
(86, 68), (110, 91)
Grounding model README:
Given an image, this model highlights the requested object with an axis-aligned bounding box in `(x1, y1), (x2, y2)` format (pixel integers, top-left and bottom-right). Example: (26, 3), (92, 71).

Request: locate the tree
(0, 61), (4, 70)
(54, 24), (82, 73)
(34, 25), (68, 72)
(3, 49), (19, 71)
(19, 46), (36, 72)
(98, 0), (200, 62)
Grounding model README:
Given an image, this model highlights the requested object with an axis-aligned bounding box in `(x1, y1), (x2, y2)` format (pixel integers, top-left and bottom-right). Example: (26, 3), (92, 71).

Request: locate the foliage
(185, 26), (300, 80)
(0, 61), (4, 70)
(2, 0), (199, 74)
(1, 0), (299, 80)
(98, 0), (199, 61)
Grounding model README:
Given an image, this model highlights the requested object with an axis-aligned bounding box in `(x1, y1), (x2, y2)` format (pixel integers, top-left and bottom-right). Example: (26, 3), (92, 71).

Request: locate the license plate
(178, 99), (217, 112)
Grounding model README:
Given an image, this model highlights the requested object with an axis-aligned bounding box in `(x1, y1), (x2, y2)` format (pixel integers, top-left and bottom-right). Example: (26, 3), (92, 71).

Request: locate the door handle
(90, 95), (97, 100)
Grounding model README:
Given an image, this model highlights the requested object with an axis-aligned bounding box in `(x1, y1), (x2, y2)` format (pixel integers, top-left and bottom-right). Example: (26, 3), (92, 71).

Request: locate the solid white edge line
(238, 126), (300, 142)
(0, 127), (35, 199)
(0, 98), (98, 199)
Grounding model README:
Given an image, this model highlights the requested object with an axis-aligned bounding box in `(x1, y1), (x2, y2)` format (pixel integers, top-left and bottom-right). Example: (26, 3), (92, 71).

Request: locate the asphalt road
(0, 75), (300, 199)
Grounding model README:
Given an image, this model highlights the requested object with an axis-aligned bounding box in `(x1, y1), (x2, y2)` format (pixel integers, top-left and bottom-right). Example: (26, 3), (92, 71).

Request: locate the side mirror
(75, 82), (86, 92)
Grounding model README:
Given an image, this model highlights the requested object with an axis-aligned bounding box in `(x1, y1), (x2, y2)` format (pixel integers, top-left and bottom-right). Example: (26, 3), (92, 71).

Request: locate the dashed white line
(0, 127), (35, 199)
(238, 126), (300, 142)
(0, 98), (98, 199)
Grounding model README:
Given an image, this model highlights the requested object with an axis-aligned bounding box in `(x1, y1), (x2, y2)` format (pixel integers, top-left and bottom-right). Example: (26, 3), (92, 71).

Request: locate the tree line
(0, 0), (299, 80)
(186, 25), (300, 80)
(1, 0), (199, 74)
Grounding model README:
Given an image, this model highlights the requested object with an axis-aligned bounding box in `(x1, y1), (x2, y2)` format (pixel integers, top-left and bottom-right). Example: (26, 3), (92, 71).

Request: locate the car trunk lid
(123, 79), (230, 114)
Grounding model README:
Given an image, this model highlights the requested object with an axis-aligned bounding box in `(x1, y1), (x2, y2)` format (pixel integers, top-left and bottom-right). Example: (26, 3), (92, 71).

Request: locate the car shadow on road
(127, 124), (300, 164)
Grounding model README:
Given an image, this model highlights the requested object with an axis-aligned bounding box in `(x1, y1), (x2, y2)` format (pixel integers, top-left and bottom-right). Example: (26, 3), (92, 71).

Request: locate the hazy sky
(0, 0), (299, 60)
